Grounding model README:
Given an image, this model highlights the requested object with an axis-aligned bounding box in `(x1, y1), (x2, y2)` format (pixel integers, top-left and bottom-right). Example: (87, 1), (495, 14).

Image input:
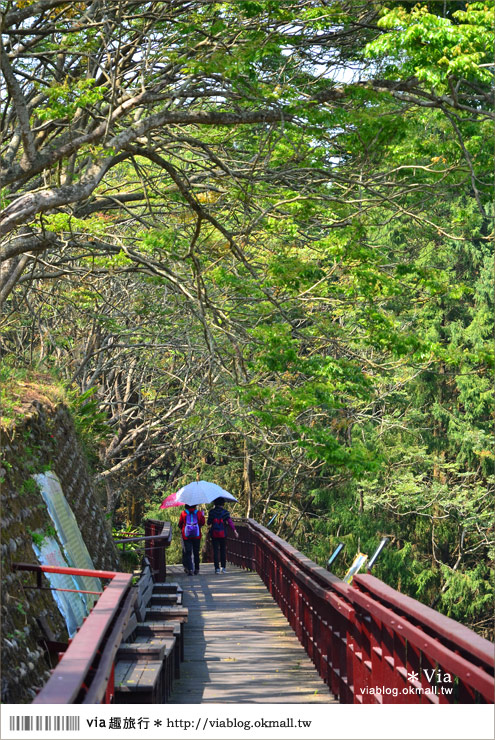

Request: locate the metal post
(327, 542), (344, 570)
(367, 538), (389, 571)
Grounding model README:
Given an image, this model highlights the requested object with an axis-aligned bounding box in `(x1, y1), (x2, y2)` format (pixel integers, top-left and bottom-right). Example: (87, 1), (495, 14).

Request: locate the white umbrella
(160, 480), (237, 508)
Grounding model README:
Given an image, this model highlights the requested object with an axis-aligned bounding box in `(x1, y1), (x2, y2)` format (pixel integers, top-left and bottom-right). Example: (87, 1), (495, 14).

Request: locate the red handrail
(228, 518), (495, 704)
(113, 519), (172, 581)
(14, 563), (128, 580)
(14, 563), (134, 704)
(353, 573), (494, 671)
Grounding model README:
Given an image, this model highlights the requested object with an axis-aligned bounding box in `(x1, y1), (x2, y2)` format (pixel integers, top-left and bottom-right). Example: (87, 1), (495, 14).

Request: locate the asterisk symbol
(407, 671), (419, 682)
(154, 720), (162, 727)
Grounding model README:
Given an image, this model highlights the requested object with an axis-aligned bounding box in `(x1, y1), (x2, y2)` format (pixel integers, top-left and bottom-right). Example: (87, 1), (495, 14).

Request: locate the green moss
(0, 358), (66, 429)
(20, 478), (38, 495)
(28, 525), (57, 548)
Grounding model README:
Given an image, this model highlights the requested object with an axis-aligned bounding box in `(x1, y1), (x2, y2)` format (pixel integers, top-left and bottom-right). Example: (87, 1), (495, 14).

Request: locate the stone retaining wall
(1, 400), (121, 704)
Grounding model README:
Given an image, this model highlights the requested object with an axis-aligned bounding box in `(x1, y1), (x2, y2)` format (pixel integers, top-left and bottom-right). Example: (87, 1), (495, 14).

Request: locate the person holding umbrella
(178, 504), (205, 575)
(160, 481), (239, 575)
(207, 497), (239, 574)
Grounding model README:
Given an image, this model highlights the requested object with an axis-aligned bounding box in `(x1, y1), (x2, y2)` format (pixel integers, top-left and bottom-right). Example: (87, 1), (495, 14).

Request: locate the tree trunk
(243, 438), (254, 518)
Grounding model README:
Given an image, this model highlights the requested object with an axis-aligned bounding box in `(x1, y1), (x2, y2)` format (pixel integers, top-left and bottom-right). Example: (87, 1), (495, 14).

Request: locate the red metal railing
(12, 520), (171, 703)
(113, 518), (172, 581)
(14, 564), (135, 704)
(228, 519), (494, 704)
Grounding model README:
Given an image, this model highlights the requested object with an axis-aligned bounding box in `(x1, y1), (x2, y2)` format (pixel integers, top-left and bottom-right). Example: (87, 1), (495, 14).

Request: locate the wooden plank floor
(167, 563), (336, 703)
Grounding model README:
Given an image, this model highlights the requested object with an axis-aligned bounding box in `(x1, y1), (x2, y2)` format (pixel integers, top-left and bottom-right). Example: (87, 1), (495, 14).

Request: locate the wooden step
(114, 660), (163, 704)
(137, 621), (183, 668)
(137, 621), (182, 637)
(117, 641), (167, 660)
(134, 635), (178, 684)
(150, 593), (182, 606)
(153, 581), (183, 595)
(118, 638), (176, 697)
(145, 605), (188, 621)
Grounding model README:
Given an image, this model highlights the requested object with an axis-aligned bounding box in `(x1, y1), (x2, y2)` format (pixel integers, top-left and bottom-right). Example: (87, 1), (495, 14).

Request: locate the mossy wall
(0, 399), (120, 703)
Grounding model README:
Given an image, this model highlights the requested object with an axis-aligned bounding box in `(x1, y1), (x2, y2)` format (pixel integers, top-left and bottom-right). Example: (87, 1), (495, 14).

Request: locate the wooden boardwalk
(167, 563), (336, 703)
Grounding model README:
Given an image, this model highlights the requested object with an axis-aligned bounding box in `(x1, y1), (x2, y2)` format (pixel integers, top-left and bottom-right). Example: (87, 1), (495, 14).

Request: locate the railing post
(350, 609), (373, 703)
(366, 614), (397, 704)
(144, 519), (166, 581)
(296, 585), (304, 644)
(144, 519), (153, 569)
(303, 590), (312, 659)
(336, 608), (352, 703)
(318, 610), (332, 686)
(406, 641), (430, 704)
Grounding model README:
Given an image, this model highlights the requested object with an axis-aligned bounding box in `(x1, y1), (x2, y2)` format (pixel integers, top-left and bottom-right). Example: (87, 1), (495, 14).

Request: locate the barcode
(9, 716), (80, 731)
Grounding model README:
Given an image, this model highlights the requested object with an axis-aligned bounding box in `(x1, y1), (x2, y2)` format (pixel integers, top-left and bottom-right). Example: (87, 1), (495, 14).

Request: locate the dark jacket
(207, 505), (237, 536)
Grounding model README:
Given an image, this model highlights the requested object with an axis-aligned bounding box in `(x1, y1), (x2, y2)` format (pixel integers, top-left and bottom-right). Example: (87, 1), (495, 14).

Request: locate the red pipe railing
(227, 519), (494, 704)
(14, 564), (135, 704)
(113, 519), (172, 581)
(12, 519), (172, 703)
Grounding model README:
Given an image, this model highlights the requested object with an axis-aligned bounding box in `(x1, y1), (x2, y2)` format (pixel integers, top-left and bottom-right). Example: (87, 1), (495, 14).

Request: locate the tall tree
(1, 1), (493, 634)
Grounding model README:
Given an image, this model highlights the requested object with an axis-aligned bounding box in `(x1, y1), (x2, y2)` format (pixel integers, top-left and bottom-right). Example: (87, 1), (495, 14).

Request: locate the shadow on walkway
(167, 563), (335, 704)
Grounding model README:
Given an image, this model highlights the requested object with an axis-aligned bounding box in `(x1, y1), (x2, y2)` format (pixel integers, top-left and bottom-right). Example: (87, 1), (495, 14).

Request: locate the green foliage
(366, 3), (495, 88)
(112, 523), (142, 568)
(20, 478), (38, 496)
(0, 357), (66, 427)
(28, 525), (57, 548)
(36, 78), (106, 122)
(39, 212), (115, 238)
(67, 387), (112, 462)
(2, 0), (493, 638)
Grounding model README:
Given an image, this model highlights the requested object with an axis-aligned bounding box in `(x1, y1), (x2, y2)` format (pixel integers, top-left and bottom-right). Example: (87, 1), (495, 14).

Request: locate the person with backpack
(178, 504), (206, 575)
(207, 497), (239, 573)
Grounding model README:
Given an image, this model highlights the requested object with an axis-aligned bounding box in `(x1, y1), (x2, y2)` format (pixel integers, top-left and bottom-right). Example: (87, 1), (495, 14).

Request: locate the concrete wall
(1, 399), (121, 703)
